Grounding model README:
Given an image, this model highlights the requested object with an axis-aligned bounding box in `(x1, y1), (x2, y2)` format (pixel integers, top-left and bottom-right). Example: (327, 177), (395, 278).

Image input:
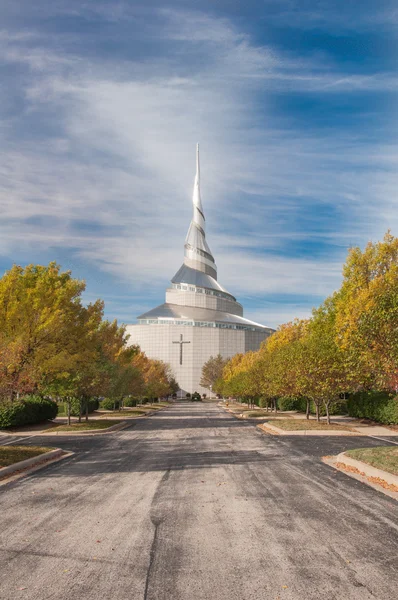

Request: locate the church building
(126, 145), (274, 395)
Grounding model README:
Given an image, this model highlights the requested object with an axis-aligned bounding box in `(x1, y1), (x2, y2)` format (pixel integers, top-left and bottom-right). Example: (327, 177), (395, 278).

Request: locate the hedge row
(0, 396), (58, 428)
(70, 398), (99, 416)
(100, 397), (151, 410)
(100, 398), (120, 410)
(347, 391), (398, 424)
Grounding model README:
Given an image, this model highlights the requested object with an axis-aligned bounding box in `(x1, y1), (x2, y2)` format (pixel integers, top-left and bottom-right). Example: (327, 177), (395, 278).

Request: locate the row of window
(171, 283), (234, 301)
(138, 318), (259, 331)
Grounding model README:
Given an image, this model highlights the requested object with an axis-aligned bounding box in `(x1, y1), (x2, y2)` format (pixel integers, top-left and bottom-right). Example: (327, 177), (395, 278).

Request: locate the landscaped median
(323, 446), (398, 499)
(258, 419), (358, 436)
(0, 445), (66, 480)
(42, 420), (127, 435)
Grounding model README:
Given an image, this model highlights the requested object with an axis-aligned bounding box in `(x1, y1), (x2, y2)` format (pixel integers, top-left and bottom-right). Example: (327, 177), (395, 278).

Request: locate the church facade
(126, 146), (274, 395)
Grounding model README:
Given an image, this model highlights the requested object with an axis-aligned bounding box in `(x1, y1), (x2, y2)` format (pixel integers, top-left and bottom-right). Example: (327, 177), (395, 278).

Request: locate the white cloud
(0, 6), (397, 326)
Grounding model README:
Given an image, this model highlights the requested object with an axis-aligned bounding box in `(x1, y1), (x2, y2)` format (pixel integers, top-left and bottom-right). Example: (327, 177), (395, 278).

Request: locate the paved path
(0, 403), (397, 600)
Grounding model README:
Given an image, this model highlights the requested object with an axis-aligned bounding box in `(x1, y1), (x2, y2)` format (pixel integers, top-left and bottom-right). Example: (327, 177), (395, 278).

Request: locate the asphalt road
(0, 403), (397, 600)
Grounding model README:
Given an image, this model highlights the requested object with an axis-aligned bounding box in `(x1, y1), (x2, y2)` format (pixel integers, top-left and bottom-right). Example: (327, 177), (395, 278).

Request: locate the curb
(257, 423), (361, 437)
(0, 448), (64, 478)
(335, 452), (398, 488)
(40, 421), (131, 436)
(322, 453), (398, 500)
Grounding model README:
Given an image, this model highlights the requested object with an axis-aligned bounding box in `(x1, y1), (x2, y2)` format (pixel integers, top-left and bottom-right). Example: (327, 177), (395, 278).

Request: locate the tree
(0, 263), (87, 400)
(335, 232), (398, 392)
(132, 351), (176, 401)
(200, 354), (228, 391)
(302, 300), (349, 423)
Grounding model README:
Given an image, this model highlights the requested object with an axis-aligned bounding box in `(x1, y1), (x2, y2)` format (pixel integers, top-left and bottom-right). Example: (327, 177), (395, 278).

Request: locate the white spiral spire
(184, 144), (217, 279)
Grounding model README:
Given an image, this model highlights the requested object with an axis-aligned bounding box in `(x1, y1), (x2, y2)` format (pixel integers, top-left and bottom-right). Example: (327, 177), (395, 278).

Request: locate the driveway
(0, 402), (397, 599)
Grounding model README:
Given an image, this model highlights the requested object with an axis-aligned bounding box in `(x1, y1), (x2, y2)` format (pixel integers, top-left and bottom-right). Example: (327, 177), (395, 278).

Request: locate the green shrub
(123, 397), (138, 407)
(191, 392), (201, 401)
(293, 397), (347, 416)
(0, 396), (58, 428)
(278, 397), (299, 411)
(347, 391), (398, 424)
(70, 398), (99, 417)
(100, 398), (120, 411)
(186, 393), (191, 399)
(67, 397), (99, 416)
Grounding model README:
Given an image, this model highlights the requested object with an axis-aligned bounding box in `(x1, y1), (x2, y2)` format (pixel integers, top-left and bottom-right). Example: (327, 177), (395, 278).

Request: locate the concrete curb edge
(257, 423), (362, 437)
(0, 448), (64, 477)
(40, 420), (131, 436)
(335, 451), (398, 488)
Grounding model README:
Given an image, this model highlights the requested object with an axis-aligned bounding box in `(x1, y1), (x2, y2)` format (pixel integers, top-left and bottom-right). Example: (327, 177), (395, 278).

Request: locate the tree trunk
(306, 399), (310, 420)
(85, 399), (89, 422)
(67, 399), (71, 426)
(78, 398), (82, 423)
(315, 402), (320, 422)
(325, 401), (330, 425)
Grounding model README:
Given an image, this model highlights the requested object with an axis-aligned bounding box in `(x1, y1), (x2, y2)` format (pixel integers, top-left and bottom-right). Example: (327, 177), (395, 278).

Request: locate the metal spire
(183, 144), (217, 279)
(192, 143), (204, 229)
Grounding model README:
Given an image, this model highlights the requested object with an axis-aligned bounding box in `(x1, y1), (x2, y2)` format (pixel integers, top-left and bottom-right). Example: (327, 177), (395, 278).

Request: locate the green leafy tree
(0, 263), (90, 401)
(336, 232), (398, 392)
(200, 354), (228, 391)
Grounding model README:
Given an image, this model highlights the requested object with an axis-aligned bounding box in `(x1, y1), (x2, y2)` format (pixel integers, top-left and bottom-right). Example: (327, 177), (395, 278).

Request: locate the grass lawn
(346, 447), (398, 476)
(54, 420), (122, 432)
(268, 419), (352, 431)
(245, 411), (292, 418)
(0, 445), (53, 468)
(99, 410), (146, 418)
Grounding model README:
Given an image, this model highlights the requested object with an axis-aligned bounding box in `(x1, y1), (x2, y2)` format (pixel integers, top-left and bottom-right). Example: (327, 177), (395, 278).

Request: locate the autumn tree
(335, 232), (398, 392)
(200, 354), (228, 392)
(0, 263), (89, 400)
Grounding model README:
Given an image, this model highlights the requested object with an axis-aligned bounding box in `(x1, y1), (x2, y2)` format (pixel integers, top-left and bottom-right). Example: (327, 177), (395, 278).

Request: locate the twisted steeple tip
(183, 144), (217, 279)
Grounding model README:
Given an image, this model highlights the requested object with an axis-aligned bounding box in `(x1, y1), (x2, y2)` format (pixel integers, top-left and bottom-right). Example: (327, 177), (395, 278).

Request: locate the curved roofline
(137, 302), (274, 332)
(171, 264), (236, 301)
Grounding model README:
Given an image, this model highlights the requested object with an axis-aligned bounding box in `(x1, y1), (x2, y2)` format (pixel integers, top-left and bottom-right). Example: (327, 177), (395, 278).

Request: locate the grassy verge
(0, 445), (53, 467)
(268, 419), (352, 431)
(345, 447), (398, 476)
(245, 411), (292, 418)
(54, 420), (122, 432)
(99, 410), (147, 418)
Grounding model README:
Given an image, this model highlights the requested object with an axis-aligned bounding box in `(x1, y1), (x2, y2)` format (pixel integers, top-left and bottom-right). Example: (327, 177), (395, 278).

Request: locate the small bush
(191, 392), (201, 401)
(278, 397), (300, 411)
(69, 397), (99, 416)
(0, 396), (58, 429)
(186, 393), (191, 399)
(100, 398), (120, 411)
(294, 397), (347, 417)
(123, 397), (138, 407)
(347, 391), (398, 424)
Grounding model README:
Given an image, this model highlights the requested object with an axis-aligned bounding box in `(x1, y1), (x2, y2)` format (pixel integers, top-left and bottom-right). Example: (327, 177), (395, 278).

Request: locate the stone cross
(173, 334), (191, 365)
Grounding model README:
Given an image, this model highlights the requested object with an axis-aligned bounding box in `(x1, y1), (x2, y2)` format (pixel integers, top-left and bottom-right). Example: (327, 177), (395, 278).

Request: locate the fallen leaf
(18, 587), (27, 591)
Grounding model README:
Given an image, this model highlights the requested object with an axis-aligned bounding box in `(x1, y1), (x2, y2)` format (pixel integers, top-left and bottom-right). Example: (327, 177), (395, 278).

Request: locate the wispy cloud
(0, 3), (397, 327)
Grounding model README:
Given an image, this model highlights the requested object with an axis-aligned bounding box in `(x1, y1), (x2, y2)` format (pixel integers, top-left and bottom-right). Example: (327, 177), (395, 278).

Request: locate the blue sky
(1, 0), (397, 328)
